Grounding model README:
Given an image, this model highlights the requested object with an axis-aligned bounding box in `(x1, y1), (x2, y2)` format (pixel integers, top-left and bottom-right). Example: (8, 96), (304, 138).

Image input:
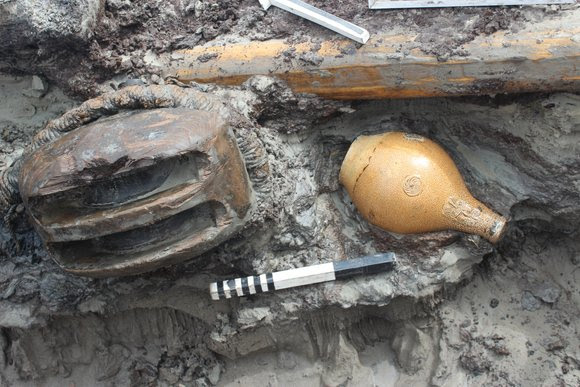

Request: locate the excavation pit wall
(0, 75), (579, 386)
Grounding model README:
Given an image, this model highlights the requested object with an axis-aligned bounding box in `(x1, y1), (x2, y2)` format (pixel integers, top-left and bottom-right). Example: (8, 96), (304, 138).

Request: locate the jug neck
(441, 195), (506, 243)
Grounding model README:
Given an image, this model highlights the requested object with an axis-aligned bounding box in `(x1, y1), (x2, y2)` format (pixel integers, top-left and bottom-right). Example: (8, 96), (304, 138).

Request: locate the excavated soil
(0, 73), (578, 386)
(0, 1), (579, 386)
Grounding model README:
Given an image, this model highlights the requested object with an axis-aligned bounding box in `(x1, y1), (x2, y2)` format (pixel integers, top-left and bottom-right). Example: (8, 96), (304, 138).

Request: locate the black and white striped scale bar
(209, 252), (396, 300)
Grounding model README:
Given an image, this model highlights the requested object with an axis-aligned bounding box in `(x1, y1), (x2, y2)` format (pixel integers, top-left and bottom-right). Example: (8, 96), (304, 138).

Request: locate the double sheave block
(19, 108), (253, 276)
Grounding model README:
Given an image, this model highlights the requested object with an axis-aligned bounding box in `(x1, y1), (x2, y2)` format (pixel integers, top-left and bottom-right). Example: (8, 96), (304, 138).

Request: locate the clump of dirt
(306, 1), (527, 58)
(411, 7), (525, 58)
(244, 75), (348, 133)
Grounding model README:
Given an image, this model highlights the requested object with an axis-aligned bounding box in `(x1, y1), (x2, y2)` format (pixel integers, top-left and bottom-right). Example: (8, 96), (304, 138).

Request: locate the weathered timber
(167, 16), (580, 100)
(19, 108), (254, 277)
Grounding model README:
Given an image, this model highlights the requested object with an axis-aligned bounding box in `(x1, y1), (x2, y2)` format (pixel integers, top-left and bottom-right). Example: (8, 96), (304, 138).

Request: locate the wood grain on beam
(166, 19), (580, 99)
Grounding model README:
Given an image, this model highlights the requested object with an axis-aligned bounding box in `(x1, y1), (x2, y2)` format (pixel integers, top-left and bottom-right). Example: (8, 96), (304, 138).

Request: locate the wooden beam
(165, 14), (580, 100)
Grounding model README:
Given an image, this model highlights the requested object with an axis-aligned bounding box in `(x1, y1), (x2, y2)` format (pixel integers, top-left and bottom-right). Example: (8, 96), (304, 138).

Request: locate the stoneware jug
(339, 132), (506, 243)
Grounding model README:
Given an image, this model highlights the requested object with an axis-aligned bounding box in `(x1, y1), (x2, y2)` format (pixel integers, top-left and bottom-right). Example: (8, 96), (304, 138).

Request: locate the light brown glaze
(339, 132), (506, 243)
(19, 108), (253, 276)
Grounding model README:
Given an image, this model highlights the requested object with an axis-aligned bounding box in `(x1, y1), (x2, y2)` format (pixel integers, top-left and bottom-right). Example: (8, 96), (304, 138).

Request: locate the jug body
(339, 132), (506, 243)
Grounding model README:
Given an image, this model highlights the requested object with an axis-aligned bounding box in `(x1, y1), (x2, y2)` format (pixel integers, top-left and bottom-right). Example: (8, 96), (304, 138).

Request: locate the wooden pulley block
(19, 108), (254, 277)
